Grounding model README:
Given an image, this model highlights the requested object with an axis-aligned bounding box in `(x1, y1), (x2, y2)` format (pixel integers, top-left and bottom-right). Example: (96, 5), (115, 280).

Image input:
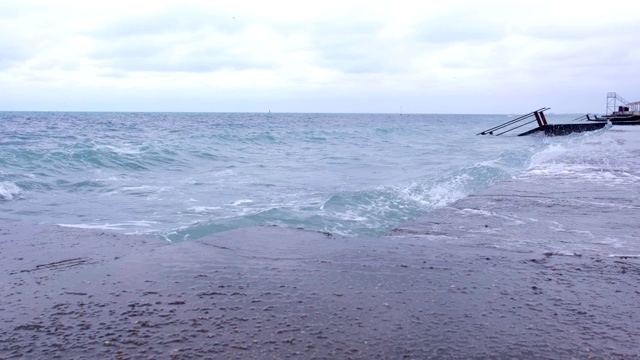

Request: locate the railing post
(534, 111), (543, 127)
(540, 111), (548, 125)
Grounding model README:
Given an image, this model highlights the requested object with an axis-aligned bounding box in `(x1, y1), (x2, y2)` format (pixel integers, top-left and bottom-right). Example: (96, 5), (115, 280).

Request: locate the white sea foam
(459, 208), (493, 216)
(0, 182), (21, 201)
(609, 254), (640, 258)
(399, 177), (467, 209)
(187, 206), (222, 214)
(213, 169), (235, 177)
(427, 188), (464, 207)
(104, 185), (172, 199)
(333, 210), (369, 222)
(59, 220), (159, 231)
(457, 208), (526, 226)
(98, 144), (142, 155)
(596, 237), (626, 249)
(121, 185), (169, 193)
(59, 223), (127, 231)
(522, 127), (640, 186)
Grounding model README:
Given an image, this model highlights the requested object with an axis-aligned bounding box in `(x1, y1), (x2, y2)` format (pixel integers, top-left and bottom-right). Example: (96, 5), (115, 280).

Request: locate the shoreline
(2, 218), (640, 359)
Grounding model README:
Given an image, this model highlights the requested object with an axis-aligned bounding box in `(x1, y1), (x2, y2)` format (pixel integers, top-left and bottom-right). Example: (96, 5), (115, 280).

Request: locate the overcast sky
(1, 0), (639, 113)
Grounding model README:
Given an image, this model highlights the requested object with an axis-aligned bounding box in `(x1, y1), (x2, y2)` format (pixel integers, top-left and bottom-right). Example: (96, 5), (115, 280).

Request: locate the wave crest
(0, 182), (21, 201)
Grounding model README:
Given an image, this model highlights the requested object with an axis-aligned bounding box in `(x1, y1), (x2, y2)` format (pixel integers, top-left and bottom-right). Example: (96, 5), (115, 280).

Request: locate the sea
(1, 112), (639, 254)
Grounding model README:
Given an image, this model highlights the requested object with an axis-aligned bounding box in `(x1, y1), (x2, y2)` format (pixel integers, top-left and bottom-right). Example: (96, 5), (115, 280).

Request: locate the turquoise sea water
(1, 112), (634, 243)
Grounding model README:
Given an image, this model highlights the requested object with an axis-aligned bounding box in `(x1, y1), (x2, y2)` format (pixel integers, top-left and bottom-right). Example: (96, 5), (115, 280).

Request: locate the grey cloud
(516, 20), (638, 41)
(0, 1), (50, 20)
(416, 24), (504, 44)
(438, 58), (476, 69)
(92, 35), (276, 73)
(90, 14), (398, 75)
(0, 35), (34, 70)
(87, 6), (277, 74)
(91, 6), (244, 39)
(413, 8), (507, 45)
(97, 69), (130, 79)
(316, 45), (400, 75)
(102, 54), (274, 73)
(511, 19), (640, 81)
(524, 34), (639, 72)
(92, 37), (169, 60)
(0, 52), (27, 70)
(297, 19), (404, 74)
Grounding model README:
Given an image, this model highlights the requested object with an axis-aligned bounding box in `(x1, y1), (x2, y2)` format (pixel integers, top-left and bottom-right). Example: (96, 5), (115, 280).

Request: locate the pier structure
(478, 109), (606, 137)
(606, 92), (640, 115)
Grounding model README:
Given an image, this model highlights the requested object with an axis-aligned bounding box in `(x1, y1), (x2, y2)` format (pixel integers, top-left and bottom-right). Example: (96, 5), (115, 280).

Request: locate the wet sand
(2, 182), (640, 359)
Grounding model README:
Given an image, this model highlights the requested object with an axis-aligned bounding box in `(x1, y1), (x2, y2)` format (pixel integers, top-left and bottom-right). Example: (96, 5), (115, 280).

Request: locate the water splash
(0, 182), (21, 201)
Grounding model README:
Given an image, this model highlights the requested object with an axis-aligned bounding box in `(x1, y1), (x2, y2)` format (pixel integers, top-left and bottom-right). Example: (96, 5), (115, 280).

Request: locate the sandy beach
(2, 216), (639, 359)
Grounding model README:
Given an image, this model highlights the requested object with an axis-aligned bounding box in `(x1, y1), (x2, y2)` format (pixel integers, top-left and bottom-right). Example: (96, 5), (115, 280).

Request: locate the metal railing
(607, 92), (630, 115)
(571, 114), (592, 122)
(477, 108), (550, 136)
